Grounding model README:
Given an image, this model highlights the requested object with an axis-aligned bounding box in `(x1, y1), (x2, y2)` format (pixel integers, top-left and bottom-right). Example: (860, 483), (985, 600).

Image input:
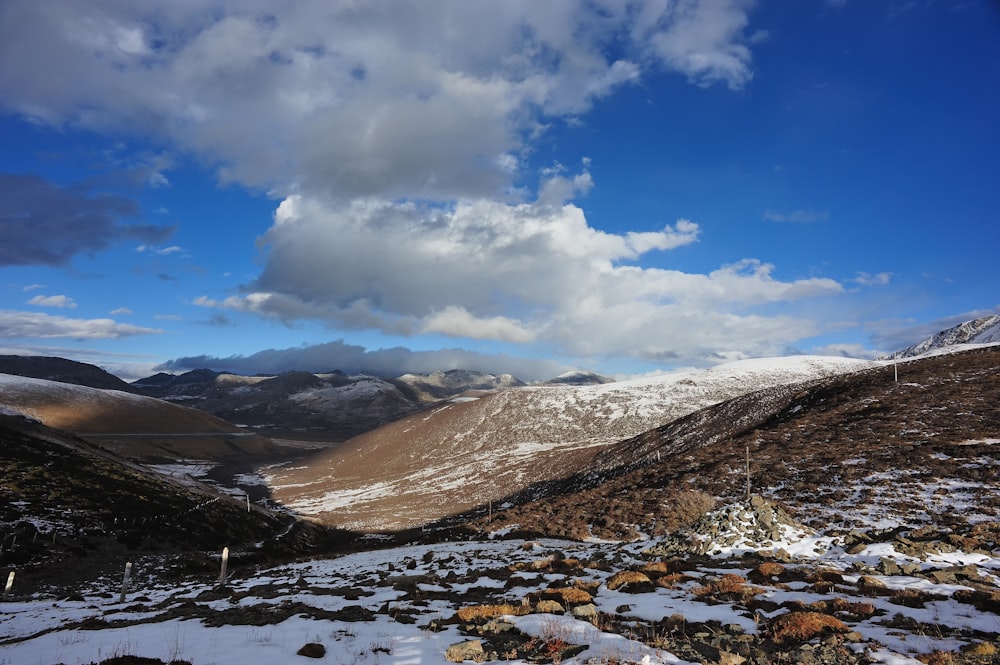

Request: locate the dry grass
(916, 652), (955, 665)
(455, 603), (529, 623)
(527, 587), (593, 606)
(767, 611), (849, 644)
(656, 572), (695, 589)
(692, 573), (762, 603)
(605, 570), (653, 591)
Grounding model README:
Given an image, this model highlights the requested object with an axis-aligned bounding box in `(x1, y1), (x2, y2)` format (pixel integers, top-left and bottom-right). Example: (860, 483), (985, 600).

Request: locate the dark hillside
(461, 347), (1000, 542)
(0, 414), (353, 591)
(0, 355), (135, 391)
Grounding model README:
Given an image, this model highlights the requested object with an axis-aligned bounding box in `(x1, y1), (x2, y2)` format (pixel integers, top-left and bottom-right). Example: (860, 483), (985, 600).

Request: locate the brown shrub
(768, 611), (849, 644)
(605, 570), (653, 591)
(455, 603), (529, 623)
(916, 651), (955, 665)
(889, 588), (941, 608)
(693, 573), (761, 603)
(829, 598), (877, 619)
(755, 562), (786, 578)
(528, 587), (593, 606)
(656, 572), (695, 589)
(856, 575), (891, 596)
(642, 561), (670, 575)
(665, 489), (717, 529)
(953, 589), (1000, 614)
(961, 642), (998, 658)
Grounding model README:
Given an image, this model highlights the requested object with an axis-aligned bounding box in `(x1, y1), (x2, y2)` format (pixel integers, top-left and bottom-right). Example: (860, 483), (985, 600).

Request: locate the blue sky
(1, 0), (998, 381)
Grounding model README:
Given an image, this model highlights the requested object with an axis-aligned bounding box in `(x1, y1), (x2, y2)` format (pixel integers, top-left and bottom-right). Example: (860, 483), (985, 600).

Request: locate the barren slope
(463, 346), (1000, 542)
(266, 356), (869, 530)
(0, 373), (276, 460)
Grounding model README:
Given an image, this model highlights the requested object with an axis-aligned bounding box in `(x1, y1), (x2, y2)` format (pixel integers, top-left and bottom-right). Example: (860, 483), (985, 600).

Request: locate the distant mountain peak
(886, 314), (1000, 359)
(544, 370), (615, 386)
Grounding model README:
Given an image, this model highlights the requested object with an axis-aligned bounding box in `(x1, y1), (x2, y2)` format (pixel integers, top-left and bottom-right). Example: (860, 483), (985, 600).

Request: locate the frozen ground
(3, 521), (998, 665)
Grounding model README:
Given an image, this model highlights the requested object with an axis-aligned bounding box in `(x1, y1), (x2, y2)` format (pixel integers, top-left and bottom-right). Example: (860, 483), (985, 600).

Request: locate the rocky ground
(2, 498), (998, 665)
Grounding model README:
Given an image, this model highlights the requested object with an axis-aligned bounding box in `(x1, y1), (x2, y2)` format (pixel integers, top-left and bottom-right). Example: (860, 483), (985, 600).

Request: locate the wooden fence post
(2, 571), (14, 601)
(218, 547), (229, 587)
(119, 562), (133, 603)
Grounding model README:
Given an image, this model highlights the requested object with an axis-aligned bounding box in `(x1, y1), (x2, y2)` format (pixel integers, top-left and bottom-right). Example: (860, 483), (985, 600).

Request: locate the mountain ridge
(885, 314), (1000, 359)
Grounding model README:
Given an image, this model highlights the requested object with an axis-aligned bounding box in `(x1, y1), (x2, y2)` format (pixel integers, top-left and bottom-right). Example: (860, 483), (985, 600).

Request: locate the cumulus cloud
(27, 294), (77, 309)
(638, 0), (758, 89)
(0, 310), (162, 339)
(0, 174), (172, 267)
(0, 1), (760, 200)
(192, 183), (841, 364)
(157, 340), (566, 382)
(0, 1), (846, 371)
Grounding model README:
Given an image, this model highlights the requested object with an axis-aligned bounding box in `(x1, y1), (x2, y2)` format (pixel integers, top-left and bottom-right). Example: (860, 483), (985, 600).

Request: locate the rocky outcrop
(645, 495), (814, 557)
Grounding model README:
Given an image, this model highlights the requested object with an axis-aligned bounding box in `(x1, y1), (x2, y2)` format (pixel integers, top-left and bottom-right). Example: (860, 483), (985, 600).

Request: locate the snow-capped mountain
(543, 370), (615, 385)
(266, 355), (871, 530)
(886, 314), (1000, 359)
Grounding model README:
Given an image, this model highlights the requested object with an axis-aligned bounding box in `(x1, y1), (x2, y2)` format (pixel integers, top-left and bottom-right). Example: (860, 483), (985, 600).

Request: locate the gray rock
(446, 639), (485, 663)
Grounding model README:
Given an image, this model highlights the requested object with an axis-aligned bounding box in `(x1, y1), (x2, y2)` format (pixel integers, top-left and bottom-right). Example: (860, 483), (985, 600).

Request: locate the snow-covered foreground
(3, 532), (998, 665)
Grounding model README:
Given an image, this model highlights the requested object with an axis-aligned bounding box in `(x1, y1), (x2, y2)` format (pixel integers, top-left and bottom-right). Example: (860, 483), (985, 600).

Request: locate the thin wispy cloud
(762, 209), (830, 224)
(0, 310), (162, 339)
(27, 294), (77, 309)
(852, 272), (892, 286)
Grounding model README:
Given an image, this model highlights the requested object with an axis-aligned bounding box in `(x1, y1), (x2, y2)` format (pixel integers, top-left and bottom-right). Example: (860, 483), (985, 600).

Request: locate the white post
(745, 445), (752, 500)
(246, 494), (251, 513)
(119, 562), (133, 603)
(219, 547), (229, 587)
(894, 358), (898, 382)
(2, 571), (13, 601)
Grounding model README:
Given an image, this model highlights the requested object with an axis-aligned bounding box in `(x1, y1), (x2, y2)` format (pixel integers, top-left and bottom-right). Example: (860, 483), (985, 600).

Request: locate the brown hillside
(0, 374), (277, 460)
(459, 346), (1000, 541)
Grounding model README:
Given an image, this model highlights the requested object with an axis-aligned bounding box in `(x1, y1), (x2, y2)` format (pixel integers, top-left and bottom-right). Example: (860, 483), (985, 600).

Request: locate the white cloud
(27, 294), (77, 309)
(0, 1), (848, 370)
(110, 307), (133, 315)
(0, 1), (761, 200)
(422, 306), (536, 343)
(22, 284), (45, 292)
(158, 340), (567, 383)
(639, 0), (758, 90)
(193, 185), (842, 365)
(0, 310), (162, 339)
(852, 272), (892, 286)
(137, 244), (185, 256)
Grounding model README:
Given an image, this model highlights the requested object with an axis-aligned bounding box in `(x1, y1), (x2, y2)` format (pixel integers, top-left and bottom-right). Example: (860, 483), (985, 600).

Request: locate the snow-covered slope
(267, 355), (871, 530)
(886, 314), (1000, 359)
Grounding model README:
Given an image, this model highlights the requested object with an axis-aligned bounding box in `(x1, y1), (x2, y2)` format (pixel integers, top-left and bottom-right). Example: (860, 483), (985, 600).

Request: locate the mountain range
(2, 315), (999, 664)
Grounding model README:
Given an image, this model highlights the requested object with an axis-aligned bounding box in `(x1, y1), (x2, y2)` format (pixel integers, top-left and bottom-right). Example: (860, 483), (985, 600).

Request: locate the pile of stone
(646, 494), (814, 557)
